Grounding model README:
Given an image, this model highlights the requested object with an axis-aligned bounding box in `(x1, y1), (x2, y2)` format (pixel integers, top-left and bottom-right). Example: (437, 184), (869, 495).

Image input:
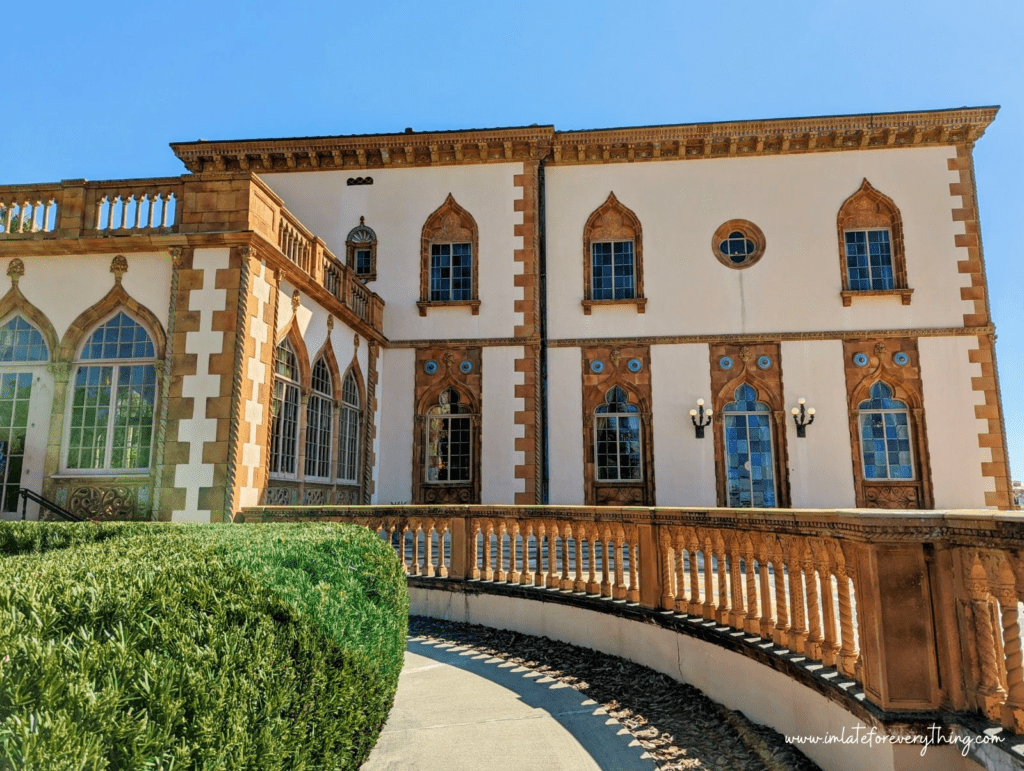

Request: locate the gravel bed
(408, 616), (821, 771)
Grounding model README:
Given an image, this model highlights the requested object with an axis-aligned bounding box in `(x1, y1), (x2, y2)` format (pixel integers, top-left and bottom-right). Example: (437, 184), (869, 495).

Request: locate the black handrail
(18, 488), (85, 522)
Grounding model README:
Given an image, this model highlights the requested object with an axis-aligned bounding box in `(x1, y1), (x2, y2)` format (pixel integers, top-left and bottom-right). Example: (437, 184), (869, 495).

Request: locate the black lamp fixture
(791, 398), (815, 438)
(689, 399), (713, 438)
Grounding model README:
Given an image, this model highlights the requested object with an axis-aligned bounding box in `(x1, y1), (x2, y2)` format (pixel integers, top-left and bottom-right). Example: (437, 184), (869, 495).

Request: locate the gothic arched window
(304, 358), (334, 480)
(270, 341), (301, 477)
(66, 312), (157, 471)
(858, 382), (914, 479)
(594, 386), (642, 482)
(426, 388), (473, 483)
(722, 383), (776, 507)
(338, 370), (361, 483)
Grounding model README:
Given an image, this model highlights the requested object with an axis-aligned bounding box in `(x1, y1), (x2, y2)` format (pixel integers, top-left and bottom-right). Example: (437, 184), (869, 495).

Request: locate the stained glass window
(858, 382), (914, 479)
(426, 388), (472, 482)
(723, 384), (776, 508)
(304, 358), (333, 479)
(594, 386), (642, 481)
(845, 230), (894, 291)
(67, 313), (156, 471)
(591, 241), (635, 300)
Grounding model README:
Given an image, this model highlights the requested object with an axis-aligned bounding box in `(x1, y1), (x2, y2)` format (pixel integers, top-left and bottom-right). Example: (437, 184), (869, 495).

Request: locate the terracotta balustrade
(0, 173), (385, 337)
(241, 503), (1024, 735)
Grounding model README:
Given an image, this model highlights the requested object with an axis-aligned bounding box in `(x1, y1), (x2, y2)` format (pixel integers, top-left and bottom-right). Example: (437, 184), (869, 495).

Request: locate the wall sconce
(791, 398), (815, 438)
(689, 399), (713, 438)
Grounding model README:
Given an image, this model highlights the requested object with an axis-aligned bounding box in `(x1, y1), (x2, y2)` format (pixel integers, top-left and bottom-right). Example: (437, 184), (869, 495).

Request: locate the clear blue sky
(3, 0), (1022, 483)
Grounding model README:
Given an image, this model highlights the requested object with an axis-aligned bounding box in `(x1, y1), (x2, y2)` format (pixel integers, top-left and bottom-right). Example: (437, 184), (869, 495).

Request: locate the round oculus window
(712, 220), (766, 269)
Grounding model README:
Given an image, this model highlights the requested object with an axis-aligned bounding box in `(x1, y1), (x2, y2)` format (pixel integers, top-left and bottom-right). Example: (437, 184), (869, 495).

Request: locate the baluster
(437, 522), (449, 578)
(105, 195), (116, 230)
(161, 193), (172, 227)
(519, 523), (533, 585)
(119, 194), (130, 229)
(495, 522), (507, 582)
(787, 546), (807, 654)
(659, 529), (675, 610)
(744, 536), (759, 635)
(134, 194), (144, 229)
(997, 585), (1024, 730)
(586, 530), (599, 594)
(772, 547), (789, 647)
(613, 530), (626, 599)
(804, 553), (822, 660)
(22, 201), (35, 231)
(423, 521), (435, 577)
(674, 530), (688, 614)
(688, 532), (701, 616)
(94, 196), (105, 230)
(410, 524), (421, 576)
(574, 525), (586, 593)
(599, 528), (612, 597)
(560, 529), (572, 590)
(481, 521), (493, 581)
(146, 193), (157, 228)
(729, 537), (745, 629)
(627, 534), (639, 603)
(715, 536), (729, 624)
(2, 202), (11, 233)
(701, 536), (715, 620)
(835, 565), (859, 678)
(546, 525), (558, 589)
(757, 542), (774, 638)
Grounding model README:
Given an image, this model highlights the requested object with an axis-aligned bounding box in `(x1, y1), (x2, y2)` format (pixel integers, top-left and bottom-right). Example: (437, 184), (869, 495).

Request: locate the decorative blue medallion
(460, 360), (473, 374)
(719, 356), (733, 370)
(893, 352), (909, 367)
(757, 355), (772, 370)
(590, 360), (605, 374)
(853, 353), (869, 368)
(627, 358), (642, 373)
(424, 360), (438, 374)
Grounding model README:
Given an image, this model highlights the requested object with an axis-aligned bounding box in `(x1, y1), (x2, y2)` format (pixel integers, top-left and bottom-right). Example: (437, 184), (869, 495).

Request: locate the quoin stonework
(0, 105), (1013, 522)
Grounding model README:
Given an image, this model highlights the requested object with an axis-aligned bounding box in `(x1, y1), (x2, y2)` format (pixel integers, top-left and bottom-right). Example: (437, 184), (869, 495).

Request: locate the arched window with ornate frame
(418, 194), (480, 316)
(837, 179), (912, 306)
(582, 192), (646, 315)
(346, 216), (377, 281)
(721, 384), (777, 508)
(64, 311), (159, 473)
(304, 357), (334, 481)
(843, 339), (932, 509)
(337, 368), (361, 484)
(594, 386), (642, 483)
(270, 340), (302, 477)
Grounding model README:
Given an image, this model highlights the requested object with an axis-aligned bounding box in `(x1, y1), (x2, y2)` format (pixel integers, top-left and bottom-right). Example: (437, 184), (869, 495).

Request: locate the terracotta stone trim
(362, 341), (379, 503)
(57, 282), (167, 362)
(840, 289), (914, 307)
(547, 325), (991, 348)
(582, 192), (645, 315)
(412, 346), (482, 504)
(581, 345), (655, 506)
(345, 216), (377, 282)
(389, 336), (531, 348)
(0, 284), (59, 356)
(836, 179), (909, 302)
(709, 343), (790, 509)
(223, 246), (251, 519)
(513, 161), (542, 504)
(418, 194), (480, 316)
(170, 107), (996, 172)
(841, 338), (934, 510)
(948, 144), (1013, 509)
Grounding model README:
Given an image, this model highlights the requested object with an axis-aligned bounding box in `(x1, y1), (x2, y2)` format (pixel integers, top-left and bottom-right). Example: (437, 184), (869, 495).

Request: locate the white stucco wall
(481, 346), (525, 503)
(919, 336), (993, 509)
(377, 347), (415, 504)
(0, 253), (171, 342)
(275, 280), (366, 378)
(781, 340), (858, 508)
(264, 163), (524, 341)
(545, 146), (967, 340)
(547, 346), (584, 505)
(650, 344), (716, 507)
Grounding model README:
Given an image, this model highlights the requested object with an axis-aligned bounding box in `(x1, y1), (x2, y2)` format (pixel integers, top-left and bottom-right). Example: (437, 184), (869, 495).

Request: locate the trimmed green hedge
(0, 522), (408, 771)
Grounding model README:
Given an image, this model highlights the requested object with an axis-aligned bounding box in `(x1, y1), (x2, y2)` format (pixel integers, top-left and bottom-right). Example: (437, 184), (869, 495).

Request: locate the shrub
(0, 522), (407, 771)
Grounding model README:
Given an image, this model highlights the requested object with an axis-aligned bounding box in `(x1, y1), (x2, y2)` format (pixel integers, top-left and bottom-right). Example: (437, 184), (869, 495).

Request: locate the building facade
(0, 106), (1013, 521)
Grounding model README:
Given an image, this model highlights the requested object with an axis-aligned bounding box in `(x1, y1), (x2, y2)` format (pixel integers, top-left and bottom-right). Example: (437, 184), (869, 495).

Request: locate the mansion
(0, 105), (1013, 521)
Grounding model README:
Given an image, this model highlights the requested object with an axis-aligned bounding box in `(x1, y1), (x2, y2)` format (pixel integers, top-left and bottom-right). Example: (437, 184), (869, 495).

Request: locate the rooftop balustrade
(241, 503), (1024, 746)
(0, 173), (383, 332)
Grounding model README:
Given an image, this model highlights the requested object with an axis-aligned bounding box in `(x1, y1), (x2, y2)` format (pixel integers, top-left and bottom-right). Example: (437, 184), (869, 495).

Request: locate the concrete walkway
(362, 636), (657, 771)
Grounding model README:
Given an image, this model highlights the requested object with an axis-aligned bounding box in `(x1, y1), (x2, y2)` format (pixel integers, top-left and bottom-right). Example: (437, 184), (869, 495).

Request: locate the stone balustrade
(0, 173), (384, 334)
(240, 503), (1024, 738)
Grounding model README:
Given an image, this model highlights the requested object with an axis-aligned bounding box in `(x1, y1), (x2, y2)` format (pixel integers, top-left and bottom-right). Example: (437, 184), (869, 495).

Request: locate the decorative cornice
(169, 107), (997, 173)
